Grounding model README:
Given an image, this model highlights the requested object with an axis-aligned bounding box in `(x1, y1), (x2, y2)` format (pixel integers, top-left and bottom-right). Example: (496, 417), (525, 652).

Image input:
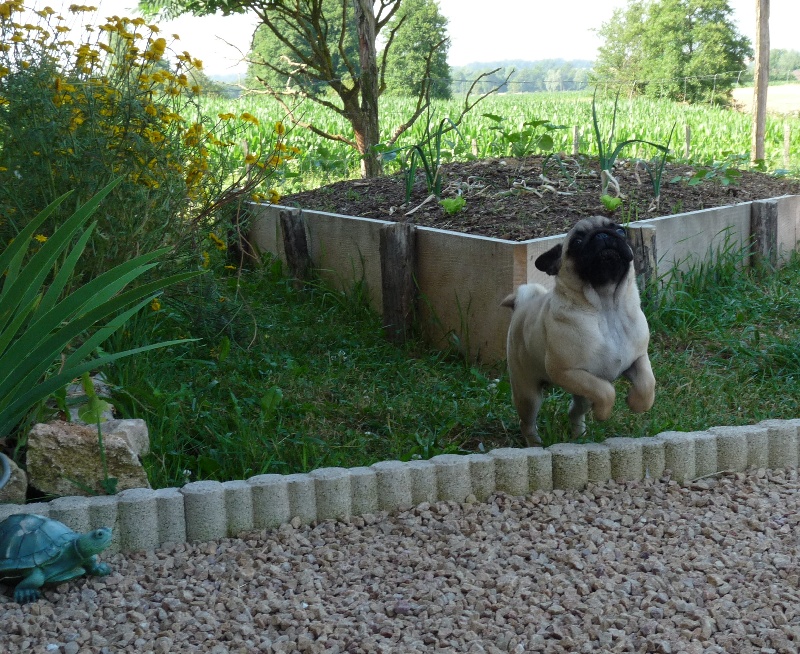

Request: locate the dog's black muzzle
(572, 226), (633, 287)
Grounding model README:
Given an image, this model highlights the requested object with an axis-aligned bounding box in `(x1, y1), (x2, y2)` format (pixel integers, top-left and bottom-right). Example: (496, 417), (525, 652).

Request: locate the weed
(440, 196), (466, 215)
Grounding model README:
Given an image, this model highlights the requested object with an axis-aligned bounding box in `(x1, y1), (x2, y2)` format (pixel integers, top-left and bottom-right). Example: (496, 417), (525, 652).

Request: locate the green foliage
(591, 88), (670, 197)
(245, 0), (359, 93)
(679, 152), (746, 187)
(382, 0), (451, 99)
(600, 195), (623, 212)
(0, 180), (201, 440)
(0, 5), (283, 280)
(451, 60), (593, 95)
(439, 196), (466, 215)
(767, 49), (800, 82)
(482, 114), (564, 157)
(404, 115), (464, 200)
(594, 0), (752, 104)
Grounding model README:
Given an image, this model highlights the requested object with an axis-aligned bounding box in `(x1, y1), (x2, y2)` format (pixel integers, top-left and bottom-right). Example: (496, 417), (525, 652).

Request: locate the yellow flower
(208, 232), (227, 251)
(224, 265), (236, 270)
(269, 189), (281, 203)
(240, 112), (259, 126)
(274, 121), (286, 135)
(150, 297), (162, 311)
(33, 234), (48, 243)
(244, 154), (258, 165)
(201, 251), (210, 268)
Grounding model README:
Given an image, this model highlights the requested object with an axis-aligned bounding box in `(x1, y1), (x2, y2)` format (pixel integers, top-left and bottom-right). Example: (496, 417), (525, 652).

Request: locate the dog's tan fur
(503, 216), (655, 445)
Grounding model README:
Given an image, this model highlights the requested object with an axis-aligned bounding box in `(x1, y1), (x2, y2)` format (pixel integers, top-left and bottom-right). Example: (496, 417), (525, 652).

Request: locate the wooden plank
(380, 222), (417, 344)
(628, 224), (657, 290)
(280, 208), (311, 284)
(750, 199), (778, 269)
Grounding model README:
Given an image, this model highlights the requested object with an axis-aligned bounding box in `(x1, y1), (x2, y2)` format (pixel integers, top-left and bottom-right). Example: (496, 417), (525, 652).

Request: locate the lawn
(102, 245), (800, 489)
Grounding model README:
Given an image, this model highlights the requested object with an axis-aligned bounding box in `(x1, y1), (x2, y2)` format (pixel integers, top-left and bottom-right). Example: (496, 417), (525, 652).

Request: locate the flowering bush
(0, 2), (288, 278)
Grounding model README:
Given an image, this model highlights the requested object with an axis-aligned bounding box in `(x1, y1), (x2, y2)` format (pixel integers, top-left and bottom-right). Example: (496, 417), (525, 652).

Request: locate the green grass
(100, 245), (800, 489)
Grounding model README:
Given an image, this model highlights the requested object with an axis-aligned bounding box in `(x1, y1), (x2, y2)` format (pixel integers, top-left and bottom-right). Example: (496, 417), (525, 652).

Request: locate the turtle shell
(0, 514), (78, 575)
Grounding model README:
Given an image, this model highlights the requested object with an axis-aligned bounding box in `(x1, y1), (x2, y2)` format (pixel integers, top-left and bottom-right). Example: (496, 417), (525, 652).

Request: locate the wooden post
(750, 200), (778, 269)
(280, 208), (311, 285)
(379, 222), (417, 344)
(628, 225), (657, 291)
(751, 0), (770, 164)
(572, 126), (580, 156)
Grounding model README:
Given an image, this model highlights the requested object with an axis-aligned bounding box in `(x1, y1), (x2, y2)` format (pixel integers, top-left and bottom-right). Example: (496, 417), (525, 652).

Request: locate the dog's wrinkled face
(536, 216), (633, 287)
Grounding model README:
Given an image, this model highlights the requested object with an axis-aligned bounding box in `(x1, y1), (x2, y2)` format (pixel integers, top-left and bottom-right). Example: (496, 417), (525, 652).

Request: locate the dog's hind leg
(568, 395), (591, 438)
(511, 383), (544, 446)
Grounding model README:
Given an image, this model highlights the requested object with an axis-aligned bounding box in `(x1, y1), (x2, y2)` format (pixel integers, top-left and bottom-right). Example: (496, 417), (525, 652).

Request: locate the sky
(42, 0), (800, 77)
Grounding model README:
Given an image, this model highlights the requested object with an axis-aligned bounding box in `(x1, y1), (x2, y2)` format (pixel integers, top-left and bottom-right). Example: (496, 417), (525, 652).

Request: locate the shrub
(0, 3), (288, 280)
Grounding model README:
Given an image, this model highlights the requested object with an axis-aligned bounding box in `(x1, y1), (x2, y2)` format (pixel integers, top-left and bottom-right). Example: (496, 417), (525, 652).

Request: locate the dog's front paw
(592, 395), (616, 421)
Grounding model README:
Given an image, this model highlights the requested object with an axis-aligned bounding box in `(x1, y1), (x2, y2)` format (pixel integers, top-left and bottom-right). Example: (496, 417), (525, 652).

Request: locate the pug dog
(502, 216), (655, 446)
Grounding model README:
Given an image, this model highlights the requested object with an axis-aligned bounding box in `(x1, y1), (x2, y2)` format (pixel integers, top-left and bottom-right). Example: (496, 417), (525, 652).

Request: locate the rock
(26, 420), (151, 496)
(99, 419), (150, 457)
(0, 453), (27, 504)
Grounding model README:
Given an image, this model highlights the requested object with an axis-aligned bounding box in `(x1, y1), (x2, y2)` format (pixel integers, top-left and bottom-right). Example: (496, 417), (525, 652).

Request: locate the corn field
(201, 89), (800, 193)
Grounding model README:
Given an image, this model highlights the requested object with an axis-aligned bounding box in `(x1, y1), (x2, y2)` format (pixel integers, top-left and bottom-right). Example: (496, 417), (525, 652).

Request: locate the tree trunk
(352, 0), (382, 178)
(751, 0), (770, 164)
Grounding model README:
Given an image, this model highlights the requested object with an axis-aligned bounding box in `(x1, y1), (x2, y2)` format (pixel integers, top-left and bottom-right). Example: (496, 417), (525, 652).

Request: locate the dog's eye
(573, 238), (582, 246)
(616, 227), (626, 236)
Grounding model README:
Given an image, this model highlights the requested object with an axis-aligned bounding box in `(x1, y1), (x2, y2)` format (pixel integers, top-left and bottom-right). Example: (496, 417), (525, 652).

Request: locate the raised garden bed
(248, 191), (800, 362)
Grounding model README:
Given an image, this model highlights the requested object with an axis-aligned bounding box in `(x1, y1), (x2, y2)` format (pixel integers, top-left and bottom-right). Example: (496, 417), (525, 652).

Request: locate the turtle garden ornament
(0, 513), (112, 604)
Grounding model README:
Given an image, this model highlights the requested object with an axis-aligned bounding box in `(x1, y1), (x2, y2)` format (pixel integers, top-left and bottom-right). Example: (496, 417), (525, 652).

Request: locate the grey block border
(2, 419), (799, 553)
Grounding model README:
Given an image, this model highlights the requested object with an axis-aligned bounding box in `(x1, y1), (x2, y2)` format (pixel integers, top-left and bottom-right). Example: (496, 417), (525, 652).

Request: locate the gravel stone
(2, 469), (800, 652)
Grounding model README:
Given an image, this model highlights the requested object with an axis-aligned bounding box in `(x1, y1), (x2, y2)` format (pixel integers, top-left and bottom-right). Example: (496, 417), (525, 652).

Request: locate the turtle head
(76, 527), (113, 558)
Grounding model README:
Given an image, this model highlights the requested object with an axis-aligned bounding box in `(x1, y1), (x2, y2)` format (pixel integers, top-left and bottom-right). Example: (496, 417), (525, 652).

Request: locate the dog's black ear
(535, 244), (562, 276)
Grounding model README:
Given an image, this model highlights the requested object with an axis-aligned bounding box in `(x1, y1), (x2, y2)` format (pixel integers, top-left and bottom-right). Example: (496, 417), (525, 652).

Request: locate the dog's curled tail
(501, 283), (548, 310)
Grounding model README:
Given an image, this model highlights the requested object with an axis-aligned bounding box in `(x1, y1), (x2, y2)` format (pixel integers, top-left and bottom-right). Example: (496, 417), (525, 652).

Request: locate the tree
(245, 0), (359, 93)
(143, 0), (499, 178)
(381, 0), (451, 99)
(593, 0), (752, 103)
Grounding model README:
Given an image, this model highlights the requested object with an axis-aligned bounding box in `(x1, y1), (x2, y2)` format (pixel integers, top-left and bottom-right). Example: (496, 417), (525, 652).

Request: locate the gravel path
(3, 468), (800, 654)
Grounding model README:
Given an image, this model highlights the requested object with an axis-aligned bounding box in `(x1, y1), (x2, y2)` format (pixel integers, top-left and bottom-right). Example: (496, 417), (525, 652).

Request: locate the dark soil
(283, 155), (800, 241)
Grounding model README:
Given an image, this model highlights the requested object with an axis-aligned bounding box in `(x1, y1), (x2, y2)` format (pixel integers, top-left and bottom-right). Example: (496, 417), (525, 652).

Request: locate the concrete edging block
(658, 432), (697, 483)
(602, 437), (644, 482)
(371, 461), (412, 512)
(222, 480), (254, 536)
(488, 448), (529, 496)
(641, 437), (666, 480)
(153, 488), (186, 546)
(284, 474), (317, 525)
(405, 460), (438, 506)
(430, 454), (472, 502)
(47, 496), (91, 534)
(549, 443), (589, 491)
(707, 426), (749, 473)
(117, 488), (159, 552)
(523, 448), (553, 491)
(349, 466), (379, 515)
(181, 480), (227, 543)
(693, 432), (718, 478)
(308, 468), (350, 521)
(86, 495), (120, 553)
(583, 443), (612, 484)
(248, 474), (291, 529)
(466, 453), (496, 501)
(759, 419), (800, 469)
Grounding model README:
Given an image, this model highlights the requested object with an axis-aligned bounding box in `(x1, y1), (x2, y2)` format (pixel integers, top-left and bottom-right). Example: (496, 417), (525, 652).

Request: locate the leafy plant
(482, 114), (566, 158)
(404, 114), (465, 202)
(439, 196), (466, 215)
(0, 179), (202, 440)
(680, 152), (746, 188)
(636, 122), (677, 210)
(600, 195), (623, 213)
(591, 88), (669, 197)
